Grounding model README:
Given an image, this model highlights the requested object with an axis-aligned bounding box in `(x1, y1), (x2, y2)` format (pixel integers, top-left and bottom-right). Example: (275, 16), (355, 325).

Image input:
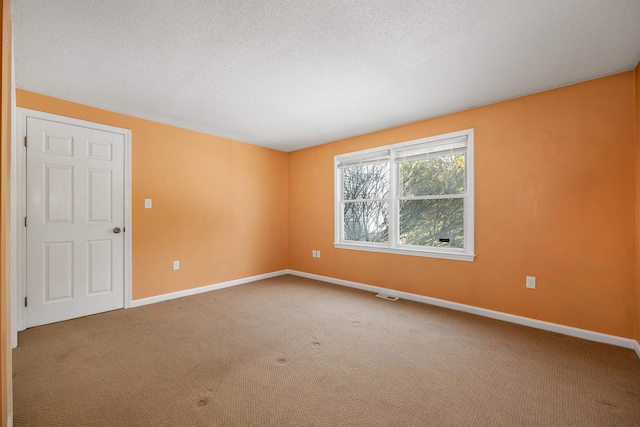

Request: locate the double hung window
(335, 129), (474, 261)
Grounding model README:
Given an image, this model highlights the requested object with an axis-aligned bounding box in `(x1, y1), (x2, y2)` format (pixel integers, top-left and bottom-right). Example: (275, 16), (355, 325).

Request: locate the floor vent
(375, 293), (399, 301)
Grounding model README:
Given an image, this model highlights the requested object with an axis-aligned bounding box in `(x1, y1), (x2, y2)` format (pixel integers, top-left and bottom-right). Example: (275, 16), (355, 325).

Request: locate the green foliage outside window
(399, 154), (465, 248)
(342, 153), (465, 248)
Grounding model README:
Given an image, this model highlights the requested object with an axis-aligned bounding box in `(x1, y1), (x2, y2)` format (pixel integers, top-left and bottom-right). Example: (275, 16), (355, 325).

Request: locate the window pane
(343, 163), (389, 200)
(399, 199), (463, 248)
(343, 201), (389, 243)
(399, 153), (465, 197)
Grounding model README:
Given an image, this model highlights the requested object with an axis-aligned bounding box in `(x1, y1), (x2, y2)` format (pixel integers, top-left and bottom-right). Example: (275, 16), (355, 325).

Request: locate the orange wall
(636, 61), (640, 342)
(17, 90), (289, 300)
(0, 0), (10, 423)
(289, 72), (637, 338)
(13, 69), (640, 341)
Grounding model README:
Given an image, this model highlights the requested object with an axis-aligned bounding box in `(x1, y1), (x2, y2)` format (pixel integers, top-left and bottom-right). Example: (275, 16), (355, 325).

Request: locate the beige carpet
(12, 275), (640, 426)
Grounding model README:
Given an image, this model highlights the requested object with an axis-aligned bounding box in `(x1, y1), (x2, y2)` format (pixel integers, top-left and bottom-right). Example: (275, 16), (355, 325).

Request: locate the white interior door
(26, 116), (125, 327)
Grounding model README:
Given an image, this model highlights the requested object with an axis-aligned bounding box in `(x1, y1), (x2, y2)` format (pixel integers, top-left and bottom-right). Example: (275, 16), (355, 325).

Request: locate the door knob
(113, 227), (122, 234)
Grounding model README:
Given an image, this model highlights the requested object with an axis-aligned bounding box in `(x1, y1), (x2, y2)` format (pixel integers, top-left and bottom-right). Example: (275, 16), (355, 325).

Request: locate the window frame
(334, 129), (475, 262)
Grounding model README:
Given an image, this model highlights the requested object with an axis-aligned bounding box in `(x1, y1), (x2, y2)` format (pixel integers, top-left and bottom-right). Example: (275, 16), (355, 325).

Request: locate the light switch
(145, 199), (152, 209)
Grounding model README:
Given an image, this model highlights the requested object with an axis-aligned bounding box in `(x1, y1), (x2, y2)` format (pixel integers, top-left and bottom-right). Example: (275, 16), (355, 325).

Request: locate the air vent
(375, 293), (398, 301)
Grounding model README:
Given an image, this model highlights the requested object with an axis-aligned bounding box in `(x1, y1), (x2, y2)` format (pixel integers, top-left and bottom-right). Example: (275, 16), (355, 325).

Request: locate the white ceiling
(11, 1), (640, 152)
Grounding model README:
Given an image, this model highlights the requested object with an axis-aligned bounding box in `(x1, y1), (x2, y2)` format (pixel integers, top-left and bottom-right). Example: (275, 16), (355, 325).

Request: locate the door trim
(12, 108), (132, 346)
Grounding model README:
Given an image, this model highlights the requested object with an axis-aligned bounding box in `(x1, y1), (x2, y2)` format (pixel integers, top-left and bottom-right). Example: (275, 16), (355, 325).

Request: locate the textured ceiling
(11, 0), (640, 152)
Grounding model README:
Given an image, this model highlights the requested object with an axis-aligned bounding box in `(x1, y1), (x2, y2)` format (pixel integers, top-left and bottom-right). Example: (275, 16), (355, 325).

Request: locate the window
(335, 129), (474, 261)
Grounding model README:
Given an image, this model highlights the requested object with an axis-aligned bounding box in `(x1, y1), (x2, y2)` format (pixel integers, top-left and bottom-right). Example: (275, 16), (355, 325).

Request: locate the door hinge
(24, 297), (28, 307)
(24, 217), (27, 227)
(24, 136), (27, 147)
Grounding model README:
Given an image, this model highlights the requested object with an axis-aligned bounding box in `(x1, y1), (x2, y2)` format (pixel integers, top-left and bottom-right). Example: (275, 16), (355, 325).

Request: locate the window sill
(334, 243), (475, 262)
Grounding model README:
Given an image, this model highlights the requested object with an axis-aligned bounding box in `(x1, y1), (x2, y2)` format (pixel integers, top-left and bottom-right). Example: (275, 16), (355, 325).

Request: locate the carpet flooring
(12, 275), (640, 426)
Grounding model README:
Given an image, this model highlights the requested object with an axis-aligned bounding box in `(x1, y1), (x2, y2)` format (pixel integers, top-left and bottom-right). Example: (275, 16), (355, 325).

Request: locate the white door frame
(11, 108), (133, 347)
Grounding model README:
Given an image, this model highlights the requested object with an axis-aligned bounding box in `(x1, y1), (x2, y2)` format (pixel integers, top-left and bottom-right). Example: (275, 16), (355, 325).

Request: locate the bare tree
(343, 163), (389, 242)
(341, 153), (465, 248)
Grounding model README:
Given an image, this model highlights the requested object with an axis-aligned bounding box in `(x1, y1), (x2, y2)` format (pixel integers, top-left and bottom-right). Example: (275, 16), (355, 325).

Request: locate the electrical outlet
(526, 276), (536, 289)
(173, 260), (180, 270)
(145, 199), (152, 209)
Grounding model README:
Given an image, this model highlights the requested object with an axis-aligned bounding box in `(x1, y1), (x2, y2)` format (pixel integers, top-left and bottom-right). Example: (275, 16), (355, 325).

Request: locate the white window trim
(334, 129), (475, 262)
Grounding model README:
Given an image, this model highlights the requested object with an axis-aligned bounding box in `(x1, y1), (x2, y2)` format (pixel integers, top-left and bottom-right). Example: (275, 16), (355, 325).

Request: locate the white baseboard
(126, 268), (639, 360)
(286, 270), (638, 353)
(129, 270), (288, 308)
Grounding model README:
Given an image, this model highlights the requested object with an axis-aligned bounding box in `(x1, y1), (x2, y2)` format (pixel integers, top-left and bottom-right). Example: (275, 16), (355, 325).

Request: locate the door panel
(26, 117), (125, 327)
(87, 239), (112, 294)
(88, 169), (112, 222)
(44, 241), (73, 301)
(45, 165), (73, 223)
